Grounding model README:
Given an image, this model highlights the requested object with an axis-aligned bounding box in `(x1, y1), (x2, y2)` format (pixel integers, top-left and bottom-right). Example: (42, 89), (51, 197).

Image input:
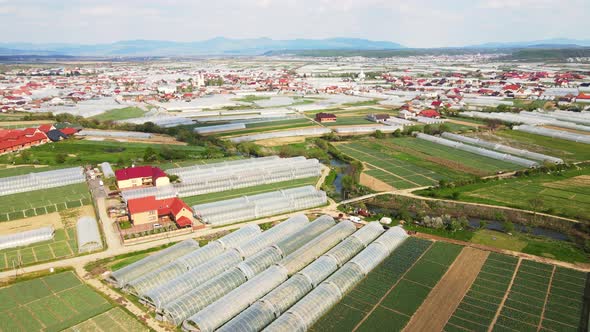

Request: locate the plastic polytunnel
(0, 226), (54, 251)
(125, 224), (261, 296)
(144, 216), (307, 310)
(217, 222), (385, 332)
(264, 226), (409, 332)
(182, 220), (357, 332)
(76, 216), (103, 254)
(107, 239), (199, 288)
(162, 216), (335, 326)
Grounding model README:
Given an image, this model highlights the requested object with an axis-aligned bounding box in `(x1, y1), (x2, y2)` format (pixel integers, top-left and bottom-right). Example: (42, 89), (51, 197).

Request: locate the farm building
(366, 113), (390, 123)
(127, 195), (195, 228)
(315, 112), (337, 123)
(418, 109), (441, 118)
(115, 166), (169, 190)
(76, 216), (103, 253)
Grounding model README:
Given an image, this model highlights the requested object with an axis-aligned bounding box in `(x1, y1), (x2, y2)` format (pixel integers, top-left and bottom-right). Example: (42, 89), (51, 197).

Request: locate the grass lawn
(471, 229), (528, 251)
(0, 183), (91, 221)
(419, 166), (590, 221)
(0, 139), (207, 166)
(0, 271), (116, 332)
(183, 177), (318, 206)
(322, 116), (375, 126)
(90, 106), (146, 122)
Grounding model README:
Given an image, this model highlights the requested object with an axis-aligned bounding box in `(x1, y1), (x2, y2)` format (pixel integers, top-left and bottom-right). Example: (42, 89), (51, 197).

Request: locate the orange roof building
(127, 196), (194, 228)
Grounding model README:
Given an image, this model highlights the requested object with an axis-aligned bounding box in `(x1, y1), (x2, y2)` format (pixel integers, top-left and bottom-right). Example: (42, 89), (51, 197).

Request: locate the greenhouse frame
(76, 216), (103, 254)
(100, 162), (115, 178)
(182, 220), (357, 332)
(515, 125), (590, 144)
(0, 226), (54, 251)
(229, 128), (332, 143)
(162, 215), (335, 326)
(416, 133), (539, 168)
(0, 167), (85, 197)
(125, 224), (262, 296)
(441, 132), (564, 164)
(264, 226), (409, 332)
(106, 239), (200, 288)
(192, 186), (327, 226)
(218, 222), (386, 332)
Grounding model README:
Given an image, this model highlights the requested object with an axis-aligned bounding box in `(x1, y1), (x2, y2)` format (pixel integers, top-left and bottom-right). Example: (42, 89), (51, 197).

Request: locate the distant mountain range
(0, 37), (589, 57)
(0, 37), (405, 56)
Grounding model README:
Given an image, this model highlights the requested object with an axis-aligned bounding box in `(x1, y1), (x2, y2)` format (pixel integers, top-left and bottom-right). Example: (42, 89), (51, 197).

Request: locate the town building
(115, 166), (170, 190)
(315, 112), (337, 123)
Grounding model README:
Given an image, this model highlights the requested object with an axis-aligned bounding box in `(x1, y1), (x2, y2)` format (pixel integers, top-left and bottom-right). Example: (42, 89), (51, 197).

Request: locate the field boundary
(351, 241), (434, 331)
(402, 247), (489, 332)
(487, 258), (522, 331)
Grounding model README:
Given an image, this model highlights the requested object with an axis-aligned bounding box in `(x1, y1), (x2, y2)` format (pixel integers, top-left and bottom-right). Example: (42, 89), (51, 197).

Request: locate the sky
(0, 0), (588, 48)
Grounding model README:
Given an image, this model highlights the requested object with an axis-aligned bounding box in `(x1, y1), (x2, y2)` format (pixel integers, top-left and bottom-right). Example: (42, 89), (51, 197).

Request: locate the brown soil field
(402, 247), (489, 332)
(542, 125), (590, 135)
(255, 136), (307, 147)
(360, 172), (395, 191)
(0, 212), (63, 235)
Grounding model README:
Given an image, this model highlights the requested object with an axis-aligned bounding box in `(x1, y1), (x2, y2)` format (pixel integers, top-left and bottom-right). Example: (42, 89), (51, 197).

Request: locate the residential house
(115, 166), (170, 190)
(315, 112), (337, 123)
(127, 196), (194, 228)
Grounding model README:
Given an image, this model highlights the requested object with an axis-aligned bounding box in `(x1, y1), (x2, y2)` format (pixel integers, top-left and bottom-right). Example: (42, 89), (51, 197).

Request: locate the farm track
(402, 247), (489, 332)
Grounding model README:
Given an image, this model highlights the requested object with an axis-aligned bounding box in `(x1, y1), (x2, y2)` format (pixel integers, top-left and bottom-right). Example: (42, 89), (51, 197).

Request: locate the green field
(337, 140), (468, 189)
(215, 119), (315, 137)
(90, 107), (147, 122)
(312, 237), (589, 332)
(0, 139), (207, 166)
(469, 130), (590, 163)
(0, 271), (116, 332)
(0, 225), (80, 271)
(63, 307), (147, 332)
(232, 95), (271, 103)
(0, 183), (91, 222)
(311, 238), (462, 331)
(391, 137), (522, 174)
(419, 167), (590, 221)
(444, 253), (518, 331)
(183, 177), (318, 206)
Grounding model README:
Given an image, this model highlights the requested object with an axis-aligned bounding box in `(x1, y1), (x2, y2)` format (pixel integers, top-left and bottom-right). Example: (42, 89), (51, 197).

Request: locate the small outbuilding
(76, 216), (103, 253)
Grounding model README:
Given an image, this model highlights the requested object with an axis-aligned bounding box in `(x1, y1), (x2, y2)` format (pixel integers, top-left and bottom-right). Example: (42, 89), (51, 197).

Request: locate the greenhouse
(76, 130), (153, 139)
(441, 132), (564, 164)
(171, 157), (321, 199)
(416, 133), (539, 168)
(218, 222), (385, 332)
(0, 167), (85, 197)
(515, 125), (590, 144)
(333, 125), (402, 134)
(0, 226), (54, 251)
(107, 239), (200, 288)
(264, 226), (409, 332)
(416, 116), (446, 124)
(192, 186), (327, 226)
(100, 162), (115, 178)
(125, 224), (262, 296)
(194, 123), (246, 134)
(229, 128), (332, 143)
(182, 220), (357, 332)
(143, 216), (308, 310)
(162, 216), (335, 326)
(76, 216), (103, 254)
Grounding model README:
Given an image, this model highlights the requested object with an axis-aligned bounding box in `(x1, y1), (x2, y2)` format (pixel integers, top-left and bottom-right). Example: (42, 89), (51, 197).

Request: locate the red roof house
(127, 196), (194, 228)
(418, 109), (441, 118)
(315, 112), (337, 123)
(115, 166), (169, 190)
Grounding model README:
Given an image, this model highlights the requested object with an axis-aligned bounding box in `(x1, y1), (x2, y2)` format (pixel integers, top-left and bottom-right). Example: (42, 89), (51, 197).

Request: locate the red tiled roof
(316, 112), (336, 120)
(577, 93), (590, 100)
(127, 196), (192, 218)
(0, 132), (47, 151)
(115, 166), (166, 181)
(419, 110), (440, 118)
(60, 127), (79, 136)
(176, 216), (193, 227)
(37, 124), (54, 133)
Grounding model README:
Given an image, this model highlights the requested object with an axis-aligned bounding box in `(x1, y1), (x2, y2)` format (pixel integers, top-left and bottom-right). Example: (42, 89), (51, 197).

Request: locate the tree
(393, 129), (402, 137)
(528, 197), (544, 213)
(484, 118), (502, 131)
(479, 220), (488, 230)
(55, 153), (67, 164)
(439, 123), (450, 133)
(373, 130), (385, 139)
(143, 147), (158, 162)
(451, 191), (460, 200)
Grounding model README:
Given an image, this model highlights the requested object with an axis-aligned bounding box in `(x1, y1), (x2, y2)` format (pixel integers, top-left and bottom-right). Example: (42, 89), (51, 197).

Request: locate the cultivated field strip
(337, 142), (443, 189)
(63, 307), (147, 332)
(443, 252), (519, 332)
(0, 271), (112, 332)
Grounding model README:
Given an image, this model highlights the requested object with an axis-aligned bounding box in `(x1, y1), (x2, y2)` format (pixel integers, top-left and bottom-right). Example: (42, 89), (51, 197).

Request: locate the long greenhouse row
(192, 186), (327, 226)
(121, 156), (322, 202)
(0, 166), (85, 196)
(229, 128), (332, 143)
(515, 125), (590, 144)
(440, 132), (564, 164)
(416, 133), (539, 168)
(462, 110), (590, 132)
(106, 215), (410, 331)
(0, 226), (54, 250)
